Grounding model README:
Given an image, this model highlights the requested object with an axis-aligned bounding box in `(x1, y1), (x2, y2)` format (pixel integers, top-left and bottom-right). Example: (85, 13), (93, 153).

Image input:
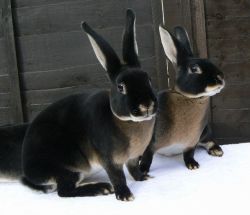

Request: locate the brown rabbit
(140, 26), (225, 173)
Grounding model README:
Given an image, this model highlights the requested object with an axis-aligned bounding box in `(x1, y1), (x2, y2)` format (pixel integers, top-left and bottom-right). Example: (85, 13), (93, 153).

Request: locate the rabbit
(0, 124), (28, 181)
(20, 9), (157, 201)
(139, 25), (225, 173)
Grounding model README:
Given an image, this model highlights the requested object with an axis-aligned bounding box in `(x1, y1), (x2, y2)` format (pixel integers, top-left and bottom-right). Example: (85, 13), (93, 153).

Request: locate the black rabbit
(0, 124), (28, 180)
(139, 26), (224, 173)
(0, 9), (157, 201)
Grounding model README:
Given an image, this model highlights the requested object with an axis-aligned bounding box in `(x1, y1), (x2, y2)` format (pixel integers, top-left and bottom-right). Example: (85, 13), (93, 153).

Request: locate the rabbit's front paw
(185, 159), (200, 170)
(208, 144), (224, 157)
(115, 185), (134, 201)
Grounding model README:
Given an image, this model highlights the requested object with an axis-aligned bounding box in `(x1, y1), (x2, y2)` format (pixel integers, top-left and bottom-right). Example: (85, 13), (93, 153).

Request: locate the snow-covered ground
(0, 143), (249, 215)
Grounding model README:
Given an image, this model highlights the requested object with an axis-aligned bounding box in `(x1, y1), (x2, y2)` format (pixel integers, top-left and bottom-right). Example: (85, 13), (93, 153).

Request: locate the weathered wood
(2, 0), (23, 123)
(207, 37), (250, 63)
(190, 0), (208, 58)
(212, 83), (250, 109)
(17, 25), (155, 73)
(21, 57), (157, 91)
(13, 0), (92, 8)
(0, 107), (12, 125)
(213, 109), (250, 123)
(180, 0), (193, 44)
(24, 86), (97, 106)
(213, 122), (250, 139)
(221, 62), (250, 84)
(0, 74), (10, 92)
(205, 0), (250, 18)
(14, 0), (152, 37)
(0, 93), (11, 107)
(216, 137), (250, 145)
(206, 17), (250, 39)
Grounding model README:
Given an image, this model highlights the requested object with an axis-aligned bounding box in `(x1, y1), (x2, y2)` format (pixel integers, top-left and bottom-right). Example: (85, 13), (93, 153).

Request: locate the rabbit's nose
(139, 102), (155, 116)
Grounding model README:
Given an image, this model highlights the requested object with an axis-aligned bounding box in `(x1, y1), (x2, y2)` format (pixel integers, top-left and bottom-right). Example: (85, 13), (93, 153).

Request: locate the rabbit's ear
(122, 9), (140, 67)
(174, 26), (193, 56)
(82, 22), (121, 80)
(159, 25), (178, 66)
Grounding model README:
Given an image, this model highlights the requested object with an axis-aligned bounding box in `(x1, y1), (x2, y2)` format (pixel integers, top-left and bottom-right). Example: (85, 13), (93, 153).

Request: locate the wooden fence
(0, 0), (249, 144)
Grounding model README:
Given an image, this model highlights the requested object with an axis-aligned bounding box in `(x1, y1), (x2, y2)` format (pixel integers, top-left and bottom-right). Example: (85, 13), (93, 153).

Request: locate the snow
(1, 143), (249, 215)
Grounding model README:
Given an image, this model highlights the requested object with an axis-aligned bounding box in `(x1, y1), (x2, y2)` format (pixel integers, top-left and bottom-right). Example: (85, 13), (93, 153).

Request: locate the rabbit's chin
(129, 114), (155, 122)
(175, 85), (224, 99)
(112, 111), (155, 122)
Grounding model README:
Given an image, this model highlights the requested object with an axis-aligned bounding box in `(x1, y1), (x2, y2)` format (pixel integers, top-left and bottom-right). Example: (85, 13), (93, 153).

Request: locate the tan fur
(155, 91), (209, 155)
(113, 117), (155, 164)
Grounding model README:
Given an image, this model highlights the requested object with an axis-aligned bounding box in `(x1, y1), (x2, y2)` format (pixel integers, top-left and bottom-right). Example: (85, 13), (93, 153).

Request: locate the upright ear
(122, 9), (140, 67)
(174, 26), (193, 56)
(159, 25), (178, 66)
(82, 22), (121, 81)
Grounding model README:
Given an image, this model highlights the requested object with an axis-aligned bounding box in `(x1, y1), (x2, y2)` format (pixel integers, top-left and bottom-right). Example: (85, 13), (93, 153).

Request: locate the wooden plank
(17, 25), (155, 73)
(0, 39), (9, 75)
(207, 37), (250, 63)
(190, 0), (208, 58)
(13, 0), (91, 8)
(0, 107), (13, 125)
(205, 0), (250, 18)
(212, 83), (250, 109)
(180, 0), (193, 45)
(14, 0), (152, 37)
(220, 61), (250, 85)
(24, 86), (97, 107)
(215, 138), (250, 145)
(213, 122), (250, 139)
(206, 17), (250, 39)
(0, 93), (11, 107)
(2, 0), (24, 123)
(213, 109), (250, 123)
(0, 75), (10, 92)
(21, 57), (157, 91)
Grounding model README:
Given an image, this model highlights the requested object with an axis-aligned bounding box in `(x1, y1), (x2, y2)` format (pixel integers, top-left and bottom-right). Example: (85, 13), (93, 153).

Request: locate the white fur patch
(157, 143), (187, 156)
(175, 84), (224, 98)
(159, 26), (177, 65)
(133, 17), (139, 55)
(129, 114), (155, 122)
(87, 34), (107, 71)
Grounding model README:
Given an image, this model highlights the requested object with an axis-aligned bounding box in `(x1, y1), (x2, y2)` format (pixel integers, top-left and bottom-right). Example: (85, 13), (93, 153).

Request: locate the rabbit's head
(159, 26), (225, 98)
(82, 9), (157, 122)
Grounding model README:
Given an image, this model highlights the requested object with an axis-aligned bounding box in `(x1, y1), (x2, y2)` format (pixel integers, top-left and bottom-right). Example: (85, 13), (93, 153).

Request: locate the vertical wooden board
(150, 0), (169, 90)
(2, 0), (24, 123)
(0, 39), (9, 75)
(0, 107), (13, 125)
(190, 0), (208, 58)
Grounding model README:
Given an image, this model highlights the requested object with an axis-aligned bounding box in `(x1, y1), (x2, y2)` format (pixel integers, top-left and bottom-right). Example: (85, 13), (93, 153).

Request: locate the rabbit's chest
(114, 118), (155, 163)
(156, 95), (209, 156)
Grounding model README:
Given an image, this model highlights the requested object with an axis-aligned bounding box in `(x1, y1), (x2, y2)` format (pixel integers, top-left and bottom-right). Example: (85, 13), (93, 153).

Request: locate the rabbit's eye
(189, 64), (202, 74)
(117, 83), (126, 94)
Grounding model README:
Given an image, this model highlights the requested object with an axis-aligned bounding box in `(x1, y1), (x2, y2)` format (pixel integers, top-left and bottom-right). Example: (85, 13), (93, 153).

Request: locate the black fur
(0, 124), (28, 179)
(21, 9), (157, 201)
